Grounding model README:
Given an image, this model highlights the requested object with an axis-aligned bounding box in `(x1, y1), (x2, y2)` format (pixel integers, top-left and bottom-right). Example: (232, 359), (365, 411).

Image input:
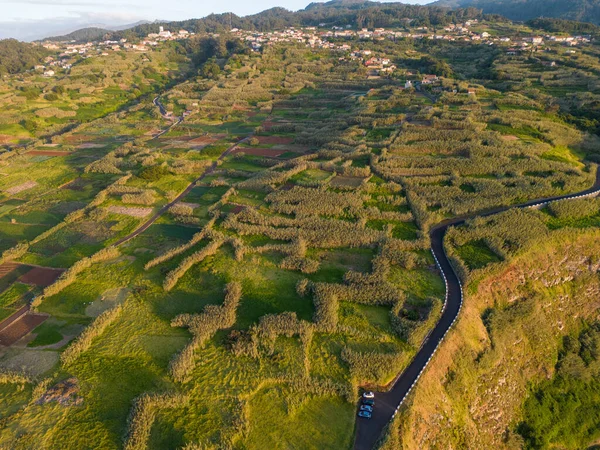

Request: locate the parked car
(357, 410), (372, 419)
(360, 404), (373, 412)
(362, 398), (375, 406)
(362, 391), (375, 399)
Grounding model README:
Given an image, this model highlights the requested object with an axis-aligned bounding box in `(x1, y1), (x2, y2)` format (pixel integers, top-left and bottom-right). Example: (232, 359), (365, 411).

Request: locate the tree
(199, 59), (221, 79)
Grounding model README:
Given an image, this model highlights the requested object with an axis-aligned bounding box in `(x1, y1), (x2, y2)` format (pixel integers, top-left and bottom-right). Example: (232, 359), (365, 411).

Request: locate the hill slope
(43, 27), (111, 43)
(104, 2), (483, 41)
(0, 39), (49, 75)
(430, 0), (600, 24)
(381, 222), (600, 448)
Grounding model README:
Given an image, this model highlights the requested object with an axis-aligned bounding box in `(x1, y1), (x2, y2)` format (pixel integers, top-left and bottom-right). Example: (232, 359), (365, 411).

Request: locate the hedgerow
(145, 217), (217, 270)
(32, 246), (121, 307)
(124, 393), (188, 450)
(169, 282), (242, 382)
(163, 237), (224, 291)
(61, 304), (124, 366)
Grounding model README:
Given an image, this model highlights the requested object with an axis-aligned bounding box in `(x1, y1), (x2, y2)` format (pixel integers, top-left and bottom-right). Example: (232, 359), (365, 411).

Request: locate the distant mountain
(44, 27), (112, 43)
(106, 1), (485, 41)
(41, 21), (152, 42)
(109, 20), (152, 31)
(429, 0), (600, 24)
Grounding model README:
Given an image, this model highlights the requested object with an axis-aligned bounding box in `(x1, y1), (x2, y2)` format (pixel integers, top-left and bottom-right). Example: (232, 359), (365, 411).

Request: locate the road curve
(153, 96), (183, 138)
(354, 166), (600, 450)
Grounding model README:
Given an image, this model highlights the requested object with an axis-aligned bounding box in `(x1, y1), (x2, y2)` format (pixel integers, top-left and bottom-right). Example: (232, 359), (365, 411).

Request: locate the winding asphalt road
(354, 166), (600, 450)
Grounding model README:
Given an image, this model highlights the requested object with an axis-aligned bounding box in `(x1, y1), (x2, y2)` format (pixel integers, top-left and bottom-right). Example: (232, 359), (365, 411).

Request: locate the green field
(0, 17), (598, 450)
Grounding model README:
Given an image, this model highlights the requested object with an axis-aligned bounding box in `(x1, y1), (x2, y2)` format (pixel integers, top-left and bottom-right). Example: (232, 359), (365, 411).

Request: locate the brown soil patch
(0, 263), (20, 279)
(0, 135), (16, 144)
(0, 313), (47, 346)
(231, 147), (285, 157)
(36, 377), (82, 406)
(230, 205), (245, 214)
(178, 202), (199, 209)
(19, 267), (64, 287)
(63, 134), (93, 144)
(272, 144), (309, 153)
(5, 181), (37, 195)
(77, 143), (106, 149)
(257, 136), (294, 145)
(330, 176), (366, 188)
(60, 178), (86, 191)
(108, 206), (153, 218)
(169, 136), (197, 142)
(502, 135), (519, 141)
(281, 183), (295, 191)
(189, 136), (218, 145)
(262, 121), (275, 131)
(28, 150), (71, 156)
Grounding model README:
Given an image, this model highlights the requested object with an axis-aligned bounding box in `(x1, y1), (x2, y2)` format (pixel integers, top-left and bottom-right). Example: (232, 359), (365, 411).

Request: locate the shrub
(124, 393), (188, 450)
(145, 218), (216, 270)
(61, 304), (124, 366)
(168, 204), (193, 216)
(122, 191), (155, 205)
(139, 165), (170, 181)
(163, 238), (224, 291)
(548, 198), (600, 220)
(169, 283), (242, 382)
(33, 246), (121, 307)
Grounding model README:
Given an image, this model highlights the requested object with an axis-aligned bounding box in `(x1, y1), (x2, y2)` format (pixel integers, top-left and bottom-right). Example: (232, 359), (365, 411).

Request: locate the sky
(0, 0), (432, 41)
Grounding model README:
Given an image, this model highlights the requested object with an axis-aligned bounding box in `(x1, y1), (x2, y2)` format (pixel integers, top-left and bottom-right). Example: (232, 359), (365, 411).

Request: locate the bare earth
(5, 181), (37, 195)
(108, 206), (153, 218)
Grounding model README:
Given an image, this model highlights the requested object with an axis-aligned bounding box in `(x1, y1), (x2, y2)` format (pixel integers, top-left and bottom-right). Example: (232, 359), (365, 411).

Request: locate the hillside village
(31, 21), (593, 79)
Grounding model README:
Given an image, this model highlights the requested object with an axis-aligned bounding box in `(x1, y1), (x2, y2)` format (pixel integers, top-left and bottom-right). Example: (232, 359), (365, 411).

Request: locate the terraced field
(0, 27), (599, 450)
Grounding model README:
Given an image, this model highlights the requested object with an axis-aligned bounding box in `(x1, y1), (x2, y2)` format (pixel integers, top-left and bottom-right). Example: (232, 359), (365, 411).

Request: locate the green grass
(487, 123), (545, 143)
(289, 169), (332, 185)
(365, 220), (419, 240)
(365, 128), (393, 141)
(541, 145), (584, 167)
(544, 212), (600, 230)
(388, 266), (445, 302)
(0, 282), (30, 309)
(27, 322), (63, 347)
(0, 37), (595, 450)
(244, 388), (354, 450)
(456, 239), (502, 270)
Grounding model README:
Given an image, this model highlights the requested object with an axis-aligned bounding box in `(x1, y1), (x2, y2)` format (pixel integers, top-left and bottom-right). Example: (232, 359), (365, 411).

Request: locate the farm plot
(0, 312), (48, 346)
(108, 206), (153, 218)
(18, 267), (64, 288)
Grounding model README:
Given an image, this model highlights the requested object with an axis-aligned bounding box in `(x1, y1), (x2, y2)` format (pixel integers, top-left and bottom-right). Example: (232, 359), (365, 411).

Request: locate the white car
(362, 391), (375, 399)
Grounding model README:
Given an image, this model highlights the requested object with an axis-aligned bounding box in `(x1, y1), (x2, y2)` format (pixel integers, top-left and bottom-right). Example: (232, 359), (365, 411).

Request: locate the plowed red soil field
(257, 136), (294, 145)
(19, 267), (64, 287)
(0, 263), (19, 279)
(0, 313), (47, 346)
(28, 150), (71, 156)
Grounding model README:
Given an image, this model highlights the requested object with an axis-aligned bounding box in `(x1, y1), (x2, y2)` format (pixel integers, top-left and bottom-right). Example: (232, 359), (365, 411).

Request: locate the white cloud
(0, 11), (148, 41)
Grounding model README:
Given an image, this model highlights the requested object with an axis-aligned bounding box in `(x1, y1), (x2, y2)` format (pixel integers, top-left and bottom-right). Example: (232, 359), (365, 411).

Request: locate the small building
(421, 74), (439, 85)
